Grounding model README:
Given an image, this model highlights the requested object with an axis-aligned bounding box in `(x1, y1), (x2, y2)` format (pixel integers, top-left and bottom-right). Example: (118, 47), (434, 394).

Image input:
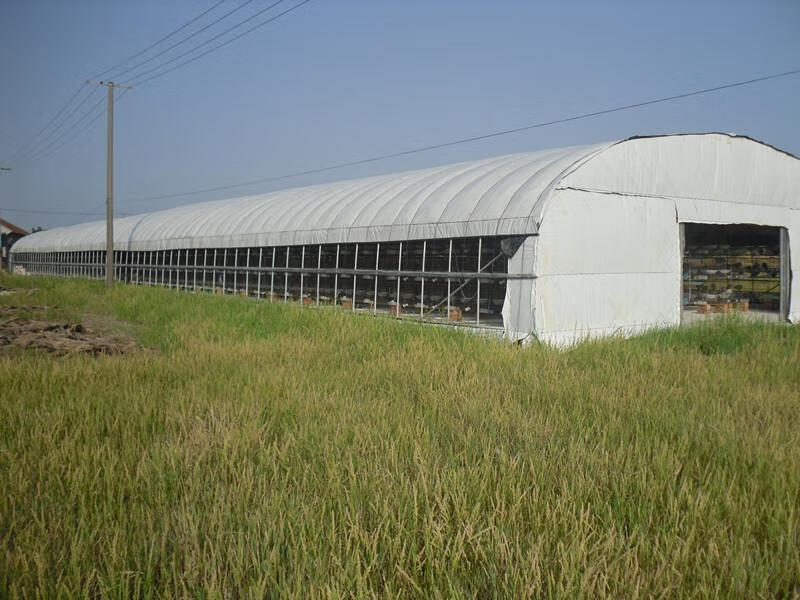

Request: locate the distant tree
(31, 226), (44, 233)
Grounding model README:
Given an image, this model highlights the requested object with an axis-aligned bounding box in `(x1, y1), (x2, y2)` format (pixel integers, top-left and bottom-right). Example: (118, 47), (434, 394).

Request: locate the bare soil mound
(0, 317), (137, 356)
(0, 305), (50, 316)
(0, 287), (37, 297)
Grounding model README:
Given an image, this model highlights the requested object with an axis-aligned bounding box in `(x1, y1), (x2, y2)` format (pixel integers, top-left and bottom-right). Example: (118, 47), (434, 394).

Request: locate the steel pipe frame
(54, 261), (526, 281)
(300, 246), (305, 303)
(270, 247), (275, 302)
(420, 240), (426, 318)
(245, 248), (251, 296)
(15, 237), (524, 326)
(257, 248), (263, 298)
(396, 241), (402, 315)
(222, 249), (227, 293)
(373, 243), (379, 315)
(284, 246), (289, 303)
(333, 243), (340, 306)
(316, 245), (322, 306)
(477, 237), (482, 326)
(352, 243), (358, 312)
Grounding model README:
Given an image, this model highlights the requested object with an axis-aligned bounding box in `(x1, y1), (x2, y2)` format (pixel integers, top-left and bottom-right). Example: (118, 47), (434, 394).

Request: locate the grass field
(1, 272), (799, 598)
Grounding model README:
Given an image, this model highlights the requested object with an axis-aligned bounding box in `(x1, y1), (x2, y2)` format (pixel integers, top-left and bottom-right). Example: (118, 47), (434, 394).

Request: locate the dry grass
(1, 273), (799, 598)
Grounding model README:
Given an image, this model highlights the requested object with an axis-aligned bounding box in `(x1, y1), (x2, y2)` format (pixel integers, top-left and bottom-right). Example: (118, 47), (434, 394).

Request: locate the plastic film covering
(11, 144), (607, 254)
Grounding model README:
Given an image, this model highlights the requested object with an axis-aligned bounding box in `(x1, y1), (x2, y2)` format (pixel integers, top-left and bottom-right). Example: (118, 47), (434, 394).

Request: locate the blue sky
(1, 0), (798, 230)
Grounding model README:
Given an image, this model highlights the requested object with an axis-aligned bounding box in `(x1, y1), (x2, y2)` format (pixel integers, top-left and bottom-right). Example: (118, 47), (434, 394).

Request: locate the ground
(1, 272), (799, 598)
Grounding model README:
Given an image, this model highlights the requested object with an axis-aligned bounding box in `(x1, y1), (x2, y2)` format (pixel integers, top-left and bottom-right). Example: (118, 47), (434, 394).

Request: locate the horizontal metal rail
(16, 262), (535, 280)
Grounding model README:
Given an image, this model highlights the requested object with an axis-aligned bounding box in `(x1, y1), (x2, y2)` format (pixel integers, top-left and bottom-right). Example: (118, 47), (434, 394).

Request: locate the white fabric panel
(790, 209), (800, 324)
(502, 236), (537, 341)
(560, 134), (800, 209)
(673, 198), (790, 228)
(534, 189), (680, 344)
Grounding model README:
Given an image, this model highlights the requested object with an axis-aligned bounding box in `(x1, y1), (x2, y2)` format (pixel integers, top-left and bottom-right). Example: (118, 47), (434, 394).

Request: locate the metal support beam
(316, 245), (321, 306)
(780, 227), (791, 321)
(245, 248), (250, 296)
(420, 240), (426, 318)
(447, 239), (452, 319)
(270, 247), (275, 301)
(396, 242), (402, 316)
(257, 248), (263, 298)
(476, 238), (482, 326)
(352, 243), (358, 312)
(300, 246), (305, 303)
(373, 243), (380, 315)
(334, 244), (340, 305)
(284, 246), (289, 303)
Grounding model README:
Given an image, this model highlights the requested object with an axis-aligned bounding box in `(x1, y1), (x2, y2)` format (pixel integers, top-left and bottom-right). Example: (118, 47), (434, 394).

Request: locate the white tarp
(533, 190), (680, 345)
(11, 144), (606, 253)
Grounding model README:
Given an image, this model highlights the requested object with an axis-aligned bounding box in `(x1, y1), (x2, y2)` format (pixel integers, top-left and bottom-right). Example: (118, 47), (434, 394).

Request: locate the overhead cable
(0, 207), (129, 217)
(5, 85), (98, 165)
(105, 0), (258, 82)
(28, 90), (131, 165)
(123, 67), (800, 204)
(0, 82), (88, 164)
(17, 92), (108, 165)
(3, 0), (231, 166)
(123, 0), (310, 87)
(91, 0), (229, 80)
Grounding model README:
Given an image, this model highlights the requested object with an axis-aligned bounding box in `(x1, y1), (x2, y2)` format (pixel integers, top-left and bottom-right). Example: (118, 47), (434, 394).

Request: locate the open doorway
(682, 223), (790, 322)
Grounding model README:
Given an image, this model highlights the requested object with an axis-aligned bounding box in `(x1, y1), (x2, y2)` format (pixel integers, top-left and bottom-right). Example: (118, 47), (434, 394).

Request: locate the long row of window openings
(12, 235), (531, 328)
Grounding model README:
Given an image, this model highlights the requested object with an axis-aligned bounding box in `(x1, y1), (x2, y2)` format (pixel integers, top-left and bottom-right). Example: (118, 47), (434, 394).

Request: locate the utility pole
(98, 81), (129, 288)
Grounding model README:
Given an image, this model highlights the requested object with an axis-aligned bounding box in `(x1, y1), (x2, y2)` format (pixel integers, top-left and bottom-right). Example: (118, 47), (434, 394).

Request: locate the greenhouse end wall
(532, 189), (681, 346)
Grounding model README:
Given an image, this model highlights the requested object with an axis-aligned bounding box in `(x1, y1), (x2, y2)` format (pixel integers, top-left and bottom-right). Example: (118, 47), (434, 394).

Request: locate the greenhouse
(11, 133), (800, 345)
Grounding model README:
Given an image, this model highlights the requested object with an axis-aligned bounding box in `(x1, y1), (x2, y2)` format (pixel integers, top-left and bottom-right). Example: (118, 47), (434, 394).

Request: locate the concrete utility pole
(103, 81), (115, 288)
(98, 81), (129, 288)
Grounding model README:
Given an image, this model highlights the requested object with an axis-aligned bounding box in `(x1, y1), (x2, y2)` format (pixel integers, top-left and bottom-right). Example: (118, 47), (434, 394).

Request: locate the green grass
(1, 273), (799, 598)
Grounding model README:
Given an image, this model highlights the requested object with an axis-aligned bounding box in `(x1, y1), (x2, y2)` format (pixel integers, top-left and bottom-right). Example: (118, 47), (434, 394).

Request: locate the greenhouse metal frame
(12, 235), (530, 330)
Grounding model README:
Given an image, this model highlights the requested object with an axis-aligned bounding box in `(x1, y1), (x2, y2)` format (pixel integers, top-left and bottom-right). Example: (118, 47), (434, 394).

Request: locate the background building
(1, 218), (28, 271)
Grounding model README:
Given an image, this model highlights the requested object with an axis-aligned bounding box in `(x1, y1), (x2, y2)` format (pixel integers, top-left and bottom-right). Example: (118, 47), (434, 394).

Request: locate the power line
(123, 67), (800, 204)
(17, 92), (108, 165)
(4, 0), (312, 168)
(0, 207), (130, 217)
(123, 0), (304, 87)
(128, 0), (310, 87)
(90, 0), (229, 80)
(29, 90), (132, 165)
(0, 82), (87, 164)
(106, 0), (258, 82)
(3, 0), (232, 167)
(4, 85), (98, 165)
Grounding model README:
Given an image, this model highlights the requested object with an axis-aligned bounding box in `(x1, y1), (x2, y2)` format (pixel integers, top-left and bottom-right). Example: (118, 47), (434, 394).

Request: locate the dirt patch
(0, 317), (138, 356)
(0, 287), (37, 297)
(0, 305), (53, 316)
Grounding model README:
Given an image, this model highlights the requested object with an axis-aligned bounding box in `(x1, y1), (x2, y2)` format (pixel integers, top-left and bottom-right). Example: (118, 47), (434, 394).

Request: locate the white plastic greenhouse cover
(12, 132), (800, 257)
(11, 133), (800, 341)
(11, 142), (611, 253)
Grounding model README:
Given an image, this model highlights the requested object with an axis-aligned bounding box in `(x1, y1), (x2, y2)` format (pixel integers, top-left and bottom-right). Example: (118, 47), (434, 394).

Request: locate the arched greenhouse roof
(12, 133), (799, 254)
(11, 142), (608, 252)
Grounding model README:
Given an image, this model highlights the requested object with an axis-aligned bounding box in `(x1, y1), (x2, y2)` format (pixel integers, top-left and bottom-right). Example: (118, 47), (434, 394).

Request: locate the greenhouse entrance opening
(681, 223), (790, 322)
